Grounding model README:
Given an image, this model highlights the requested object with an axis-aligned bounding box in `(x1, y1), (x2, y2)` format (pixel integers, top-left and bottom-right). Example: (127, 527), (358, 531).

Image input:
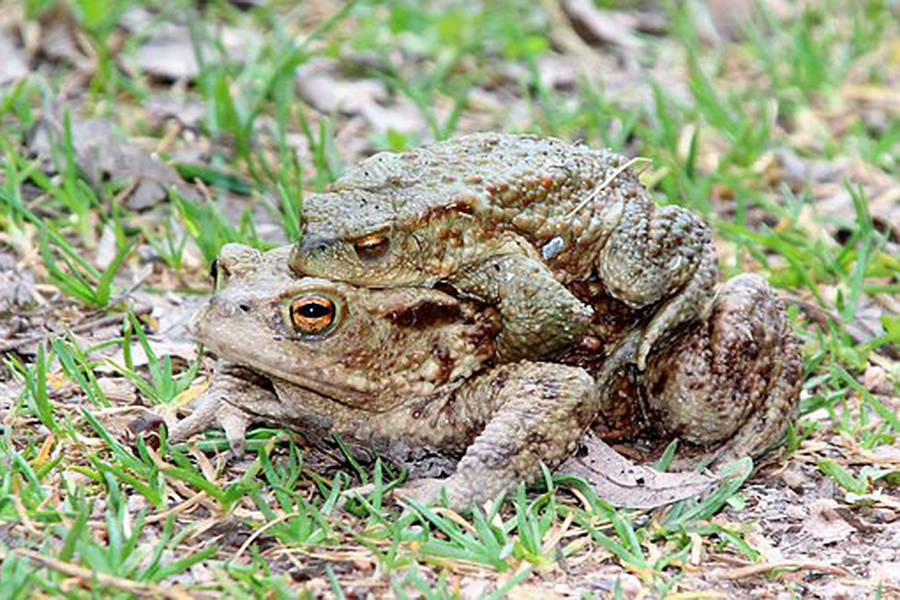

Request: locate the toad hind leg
(452, 253), (594, 361)
(395, 361), (596, 510)
(641, 273), (803, 466)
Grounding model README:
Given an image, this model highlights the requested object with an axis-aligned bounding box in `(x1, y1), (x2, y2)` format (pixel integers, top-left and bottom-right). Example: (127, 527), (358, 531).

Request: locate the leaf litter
(0, 0), (898, 598)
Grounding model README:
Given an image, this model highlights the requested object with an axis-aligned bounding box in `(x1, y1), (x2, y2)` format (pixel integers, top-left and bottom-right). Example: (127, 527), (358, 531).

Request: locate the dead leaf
(101, 292), (202, 374)
(774, 147), (847, 185)
(863, 365), (893, 396)
(0, 381), (24, 415)
(296, 57), (384, 112)
(0, 251), (36, 312)
(536, 53), (579, 91)
(582, 568), (643, 598)
(804, 498), (855, 542)
(459, 580), (493, 600)
(561, 0), (643, 52)
(0, 29), (29, 85)
(745, 531), (784, 563)
(121, 8), (258, 81)
(133, 27), (199, 81)
(780, 463), (810, 491)
(296, 57), (426, 134)
(842, 84), (900, 116)
(94, 224), (119, 271)
(556, 432), (716, 508)
(96, 377), (137, 403)
(862, 444), (900, 465)
(506, 583), (564, 600)
(814, 580), (871, 600)
(145, 94), (205, 129)
(28, 111), (197, 209)
(36, 5), (91, 70)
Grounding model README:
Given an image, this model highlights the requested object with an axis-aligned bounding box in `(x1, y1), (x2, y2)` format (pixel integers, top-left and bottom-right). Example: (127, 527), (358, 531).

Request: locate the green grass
(0, 0), (897, 597)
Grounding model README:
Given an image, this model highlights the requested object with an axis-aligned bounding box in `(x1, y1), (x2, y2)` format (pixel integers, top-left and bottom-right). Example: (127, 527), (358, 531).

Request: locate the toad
(170, 243), (802, 510)
(291, 133), (717, 369)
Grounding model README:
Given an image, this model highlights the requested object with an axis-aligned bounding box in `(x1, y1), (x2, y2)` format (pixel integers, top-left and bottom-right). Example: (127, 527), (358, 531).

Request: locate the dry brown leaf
(29, 112), (197, 209)
(145, 94), (206, 129)
(536, 53), (579, 91)
(0, 251), (35, 312)
(507, 583), (566, 600)
(0, 381), (24, 416)
(0, 29), (28, 85)
(36, 5), (91, 70)
(296, 57), (426, 134)
(459, 579), (493, 600)
(561, 0), (643, 52)
(121, 8), (259, 82)
(556, 432), (716, 508)
(804, 498), (855, 542)
(134, 28), (199, 81)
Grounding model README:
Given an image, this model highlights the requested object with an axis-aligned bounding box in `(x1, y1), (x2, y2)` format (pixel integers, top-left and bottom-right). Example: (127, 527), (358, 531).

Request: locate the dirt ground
(0, 0), (898, 598)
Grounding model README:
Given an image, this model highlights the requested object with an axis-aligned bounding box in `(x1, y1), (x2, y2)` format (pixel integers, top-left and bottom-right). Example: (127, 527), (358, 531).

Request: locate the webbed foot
(167, 361), (272, 456)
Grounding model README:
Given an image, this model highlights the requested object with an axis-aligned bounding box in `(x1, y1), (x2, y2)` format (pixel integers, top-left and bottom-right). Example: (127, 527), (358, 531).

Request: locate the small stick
(565, 156), (652, 219)
(0, 303), (152, 353)
(719, 560), (849, 580)
(4, 547), (195, 599)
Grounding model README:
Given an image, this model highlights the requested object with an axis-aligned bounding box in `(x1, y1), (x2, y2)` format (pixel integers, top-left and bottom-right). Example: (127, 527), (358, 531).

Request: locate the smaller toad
(291, 133), (717, 369)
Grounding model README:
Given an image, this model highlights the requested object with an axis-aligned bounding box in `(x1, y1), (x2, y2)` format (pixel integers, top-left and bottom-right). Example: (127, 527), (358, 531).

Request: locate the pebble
(785, 505), (807, 520)
(869, 508), (895, 523)
(780, 465), (807, 490)
(541, 236), (565, 259)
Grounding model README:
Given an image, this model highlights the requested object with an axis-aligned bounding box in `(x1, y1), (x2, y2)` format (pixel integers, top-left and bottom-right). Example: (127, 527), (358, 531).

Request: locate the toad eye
(354, 234), (389, 260)
(289, 295), (337, 335)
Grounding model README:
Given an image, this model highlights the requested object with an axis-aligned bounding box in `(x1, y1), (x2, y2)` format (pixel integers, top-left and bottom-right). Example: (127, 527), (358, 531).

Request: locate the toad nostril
(238, 303), (251, 313)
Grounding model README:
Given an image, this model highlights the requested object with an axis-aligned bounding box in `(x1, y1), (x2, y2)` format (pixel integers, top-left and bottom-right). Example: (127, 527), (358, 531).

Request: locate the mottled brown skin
(171, 244), (802, 510)
(642, 273), (802, 462)
(584, 274), (803, 467)
(171, 244), (599, 509)
(291, 133), (717, 368)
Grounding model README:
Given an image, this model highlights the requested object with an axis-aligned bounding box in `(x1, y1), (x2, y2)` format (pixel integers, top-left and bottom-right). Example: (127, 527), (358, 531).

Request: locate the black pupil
(357, 237), (387, 257)
(300, 302), (331, 319)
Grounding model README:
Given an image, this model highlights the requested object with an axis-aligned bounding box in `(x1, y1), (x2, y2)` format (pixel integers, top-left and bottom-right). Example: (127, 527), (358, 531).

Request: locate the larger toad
(173, 243), (599, 508)
(291, 133), (717, 368)
(171, 243), (802, 510)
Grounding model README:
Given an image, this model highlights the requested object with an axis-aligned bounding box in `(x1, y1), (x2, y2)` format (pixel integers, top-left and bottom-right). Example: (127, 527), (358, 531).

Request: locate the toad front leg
(453, 252), (594, 361)
(600, 202), (718, 369)
(394, 361), (596, 510)
(168, 361), (283, 456)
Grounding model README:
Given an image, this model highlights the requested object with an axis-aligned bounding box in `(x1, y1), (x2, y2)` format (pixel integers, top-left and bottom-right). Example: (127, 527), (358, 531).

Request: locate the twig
(564, 156), (652, 219)
(0, 303), (151, 353)
(718, 560), (849, 580)
(232, 511), (301, 563)
(145, 491), (208, 525)
(4, 547), (194, 599)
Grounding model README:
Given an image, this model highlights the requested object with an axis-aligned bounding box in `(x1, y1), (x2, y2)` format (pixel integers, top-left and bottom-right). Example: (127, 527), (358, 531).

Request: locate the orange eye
(354, 234), (389, 260)
(289, 295), (336, 334)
